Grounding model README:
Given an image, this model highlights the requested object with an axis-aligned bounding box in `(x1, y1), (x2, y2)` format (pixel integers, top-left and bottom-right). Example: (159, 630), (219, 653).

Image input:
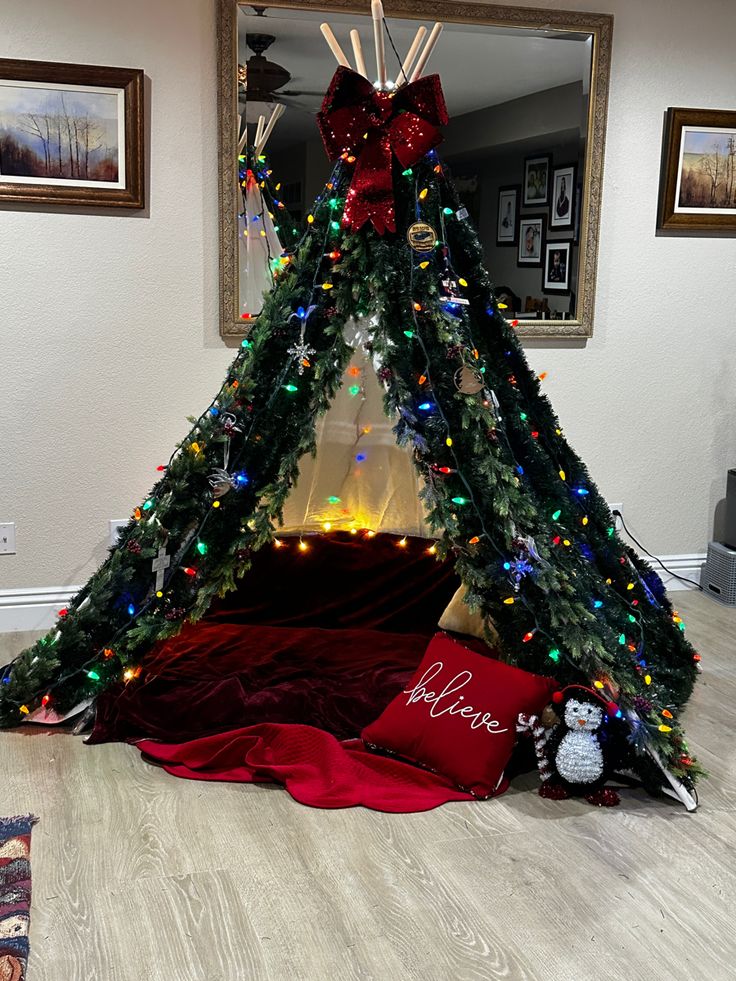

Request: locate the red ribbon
(317, 67), (448, 235)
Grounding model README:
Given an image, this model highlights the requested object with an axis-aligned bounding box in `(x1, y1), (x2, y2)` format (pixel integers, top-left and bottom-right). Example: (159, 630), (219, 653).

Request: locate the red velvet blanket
(138, 723), (482, 812)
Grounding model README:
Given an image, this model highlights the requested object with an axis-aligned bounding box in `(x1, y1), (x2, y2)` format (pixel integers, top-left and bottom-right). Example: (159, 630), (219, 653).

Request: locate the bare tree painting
(0, 83), (119, 183)
(678, 129), (736, 210)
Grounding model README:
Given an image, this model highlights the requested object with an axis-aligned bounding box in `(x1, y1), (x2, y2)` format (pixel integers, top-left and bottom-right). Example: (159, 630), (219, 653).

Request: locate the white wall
(1, 0), (735, 602)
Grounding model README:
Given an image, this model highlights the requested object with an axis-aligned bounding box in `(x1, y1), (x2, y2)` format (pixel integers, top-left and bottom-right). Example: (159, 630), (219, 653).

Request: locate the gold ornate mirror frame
(217, 0), (613, 339)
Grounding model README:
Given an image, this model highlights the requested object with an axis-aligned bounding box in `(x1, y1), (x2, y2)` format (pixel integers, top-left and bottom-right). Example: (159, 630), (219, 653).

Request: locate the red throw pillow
(362, 632), (557, 798)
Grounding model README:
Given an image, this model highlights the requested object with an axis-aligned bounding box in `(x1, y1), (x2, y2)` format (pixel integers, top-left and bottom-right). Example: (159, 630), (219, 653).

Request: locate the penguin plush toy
(540, 685), (621, 807)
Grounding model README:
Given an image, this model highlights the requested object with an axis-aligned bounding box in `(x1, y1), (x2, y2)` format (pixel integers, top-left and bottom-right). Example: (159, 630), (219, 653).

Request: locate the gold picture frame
(217, 0), (613, 340)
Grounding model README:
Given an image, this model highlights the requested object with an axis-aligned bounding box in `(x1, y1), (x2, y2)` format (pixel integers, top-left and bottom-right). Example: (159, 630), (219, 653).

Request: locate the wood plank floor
(0, 591), (734, 981)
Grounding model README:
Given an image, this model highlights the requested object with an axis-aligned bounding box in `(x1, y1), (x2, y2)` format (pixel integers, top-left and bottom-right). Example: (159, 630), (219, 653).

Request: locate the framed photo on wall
(517, 214), (545, 266)
(542, 241), (572, 293)
(550, 164), (576, 230)
(658, 107), (736, 230)
(0, 58), (144, 208)
(496, 184), (520, 245)
(523, 153), (551, 207)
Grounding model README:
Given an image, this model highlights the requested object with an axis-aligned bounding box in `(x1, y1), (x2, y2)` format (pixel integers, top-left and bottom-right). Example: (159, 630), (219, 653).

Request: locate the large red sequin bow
(317, 66), (448, 235)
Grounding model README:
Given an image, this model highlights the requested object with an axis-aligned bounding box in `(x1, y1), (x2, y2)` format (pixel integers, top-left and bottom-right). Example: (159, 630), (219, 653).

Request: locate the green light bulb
(284, 383), (298, 393)
(197, 542), (208, 555)
(403, 330), (414, 339)
(451, 497), (468, 505)
(87, 670), (100, 681)
(552, 510), (562, 521)
(443, 207), (453, 215)
(548, 649), (561, 662)
(402, 168), (413, 176)
(327, 495), (341, 504)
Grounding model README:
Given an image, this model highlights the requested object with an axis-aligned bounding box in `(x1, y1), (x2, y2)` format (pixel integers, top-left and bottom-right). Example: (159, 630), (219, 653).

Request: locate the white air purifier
(701, 541), (736, 607)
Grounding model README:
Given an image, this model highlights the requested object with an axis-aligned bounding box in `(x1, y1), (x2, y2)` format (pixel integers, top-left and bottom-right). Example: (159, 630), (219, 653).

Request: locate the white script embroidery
(404, 661), (509, 734)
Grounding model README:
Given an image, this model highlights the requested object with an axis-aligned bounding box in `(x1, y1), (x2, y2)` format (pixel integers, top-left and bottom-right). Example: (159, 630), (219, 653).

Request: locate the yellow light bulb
(582, 517), (589, 526)
(19, 705), (30, 715)
(212, 500), (220, 508)
(350, 527), (358, 535)
(446, 437), (453, 447)
(645, 674), (652, 685)
(594, 680), (604, 689)
(659, 724), (672, 732)
(419, 261), (429, 269)
(427, 544), (437, 555)
(298, 541), (308, 552)
(559, 469), (566, 481)
(418, 187), (428, 200)
(398, 537), (408, 547)
(458, 277), (468, 287)
(323, 522), (332, 531)
(307, 214), (314, 224)
(503, 597), (515, 605)
(322, 282), (334, 290)
(273, 538), (283, 548)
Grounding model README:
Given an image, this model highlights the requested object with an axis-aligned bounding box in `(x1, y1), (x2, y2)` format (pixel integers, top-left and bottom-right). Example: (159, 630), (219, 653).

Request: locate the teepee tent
(237, 104), (300, 320)
(0, 6), (701, 808)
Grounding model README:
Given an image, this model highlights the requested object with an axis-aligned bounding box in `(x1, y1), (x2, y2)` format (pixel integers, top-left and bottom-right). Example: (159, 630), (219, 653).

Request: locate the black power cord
(612, 510), (703, 591)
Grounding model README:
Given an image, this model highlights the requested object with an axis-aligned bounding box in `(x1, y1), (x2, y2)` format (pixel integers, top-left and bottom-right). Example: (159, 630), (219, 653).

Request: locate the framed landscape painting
(658, 107), (736, 230)
(0, 58), (144, 208)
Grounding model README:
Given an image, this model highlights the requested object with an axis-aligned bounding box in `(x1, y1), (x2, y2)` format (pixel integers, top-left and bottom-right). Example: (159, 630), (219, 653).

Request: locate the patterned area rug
(0, 816), (36, 981)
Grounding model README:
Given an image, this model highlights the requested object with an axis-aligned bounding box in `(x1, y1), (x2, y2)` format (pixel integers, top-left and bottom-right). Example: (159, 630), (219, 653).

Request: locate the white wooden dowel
(254, 113), (266, 149)
(320, 23), (351, 68)
(255, 103), (284, 157)
(371, 0), (387, 87)
(398, 25), (426, 85)
(350, 29), (368, 77)
(410, 21), (443, 81)
(237, 114), (248, 154)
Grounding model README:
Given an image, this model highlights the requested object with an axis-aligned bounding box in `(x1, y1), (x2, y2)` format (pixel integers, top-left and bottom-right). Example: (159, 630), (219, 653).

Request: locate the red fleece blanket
(137, 723), (484, 812)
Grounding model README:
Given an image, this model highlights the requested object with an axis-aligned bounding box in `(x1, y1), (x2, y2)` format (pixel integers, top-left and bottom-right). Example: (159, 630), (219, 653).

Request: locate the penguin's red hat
(552, 684), (619, 718)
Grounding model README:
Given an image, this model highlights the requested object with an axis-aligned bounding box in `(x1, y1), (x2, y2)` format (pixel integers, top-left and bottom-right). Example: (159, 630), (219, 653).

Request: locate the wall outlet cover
(0, 523), (16, 555)
(609, 503), (624, 530)
(109, 519), (129, 547)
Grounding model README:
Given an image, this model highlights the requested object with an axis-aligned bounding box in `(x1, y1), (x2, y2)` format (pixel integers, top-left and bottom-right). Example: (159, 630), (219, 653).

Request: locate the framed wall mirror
(217, 0), (613, 339)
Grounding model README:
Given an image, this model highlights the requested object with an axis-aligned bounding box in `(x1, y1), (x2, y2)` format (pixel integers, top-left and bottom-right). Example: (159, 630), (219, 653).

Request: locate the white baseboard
(0, 553), (706, 634)
(650, 554), (705, 592)
(0, 585), (80, 633)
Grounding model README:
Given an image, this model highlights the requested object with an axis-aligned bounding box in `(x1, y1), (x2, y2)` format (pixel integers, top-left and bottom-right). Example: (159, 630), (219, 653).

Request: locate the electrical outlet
(0, 523), (16, 555)
(609, 503), (623, 531)
(109, 519), (128, 547)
